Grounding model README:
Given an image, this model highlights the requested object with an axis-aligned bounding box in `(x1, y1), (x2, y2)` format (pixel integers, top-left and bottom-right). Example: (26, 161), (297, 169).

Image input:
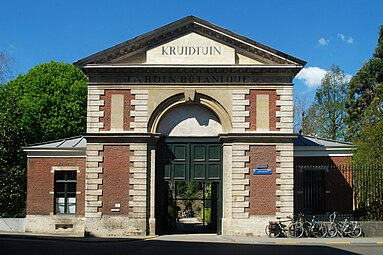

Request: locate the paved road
(1, 234), (382, 255)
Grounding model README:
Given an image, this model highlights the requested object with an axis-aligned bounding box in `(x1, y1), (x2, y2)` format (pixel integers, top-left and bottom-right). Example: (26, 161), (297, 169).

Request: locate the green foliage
(203, 208), (211, 223)
(346, 25), (383, 165)
(0, 166), (26, 217)
(346, 58), (383, 137)
(7, 61), (88, 144)
(0, 86), (27, 217)
(374, 25), (383, 59)
(353, 164), (383, 220)
(302, 65), (348, 141)
(346, 26), (383, 219)
(0, 61), (87, 217)
(176, 181), (202, 210)
(353, 119), (383, 165)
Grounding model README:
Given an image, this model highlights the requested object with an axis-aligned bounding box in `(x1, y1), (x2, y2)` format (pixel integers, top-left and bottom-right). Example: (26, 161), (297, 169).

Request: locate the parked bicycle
(265, 213), (304, 238)
(287, 212), (305, 238)
(302, 215), (327, 237)
(326, 212), (363, 238)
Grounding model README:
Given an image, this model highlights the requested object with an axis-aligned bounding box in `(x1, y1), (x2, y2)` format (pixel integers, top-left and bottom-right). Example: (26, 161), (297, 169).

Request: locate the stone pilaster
(222, 144), (233, 220)
(148, 146), (156, 235)
(231, 144), (250, 219)
(232, 90), (250, 133)
(131, 90), (148, 132)
(87, 88), (105, 133)
(85, 143), (104, 218)
(129, 143), (148, 218)
(276, 86), (294, 133)
(276, 143), (294, 217)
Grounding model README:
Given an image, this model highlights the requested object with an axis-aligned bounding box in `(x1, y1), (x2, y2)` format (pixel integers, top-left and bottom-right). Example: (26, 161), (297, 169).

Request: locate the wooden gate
(156, 138), (223, 234)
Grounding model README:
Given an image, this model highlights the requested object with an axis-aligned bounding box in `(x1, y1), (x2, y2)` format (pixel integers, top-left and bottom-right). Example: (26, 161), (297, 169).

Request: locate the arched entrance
(152, 94), (228, 234)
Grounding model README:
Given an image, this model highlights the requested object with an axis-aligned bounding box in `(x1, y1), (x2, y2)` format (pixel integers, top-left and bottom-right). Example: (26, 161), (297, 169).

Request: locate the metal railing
(294, 164), (383, 220)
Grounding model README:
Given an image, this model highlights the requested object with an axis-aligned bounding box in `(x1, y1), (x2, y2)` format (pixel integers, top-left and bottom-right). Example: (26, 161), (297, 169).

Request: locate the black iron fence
(353, 164), (383, 220)
(294, 164), (383, 220)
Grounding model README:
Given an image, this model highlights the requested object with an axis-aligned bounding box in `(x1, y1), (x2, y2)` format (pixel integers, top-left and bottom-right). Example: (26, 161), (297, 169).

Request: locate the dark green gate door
(156, 138), (222, 234)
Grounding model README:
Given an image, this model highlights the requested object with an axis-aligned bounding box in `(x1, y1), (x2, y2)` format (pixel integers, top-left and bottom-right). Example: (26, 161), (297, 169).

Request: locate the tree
(346, 25), (383, 138)
(353, 119), (383, 165)
(294, 93), (312, 134)
(0, 61), (87, 217)
(351, 78), (383, 165)
(346, 25), (383, 164)
(6, 61), (88, 144)
(301, 65), (349, 141)
(0, 85), (27, 217)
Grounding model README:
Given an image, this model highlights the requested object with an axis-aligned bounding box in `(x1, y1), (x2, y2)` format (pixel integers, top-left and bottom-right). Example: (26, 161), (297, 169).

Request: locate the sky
(1, 0), (383, 100)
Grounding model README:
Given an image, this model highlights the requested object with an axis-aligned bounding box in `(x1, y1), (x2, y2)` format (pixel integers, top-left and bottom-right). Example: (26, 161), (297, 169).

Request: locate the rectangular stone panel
(110, 94), (124, 131)
(256, 94), (270, 131)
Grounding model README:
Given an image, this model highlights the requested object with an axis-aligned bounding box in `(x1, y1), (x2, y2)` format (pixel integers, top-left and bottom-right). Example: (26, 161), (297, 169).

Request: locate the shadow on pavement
(0, 235), (364, 255)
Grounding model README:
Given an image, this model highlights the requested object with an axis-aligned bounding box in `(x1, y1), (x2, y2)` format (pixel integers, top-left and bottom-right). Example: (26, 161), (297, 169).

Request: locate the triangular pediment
(75, 16), (305, 67)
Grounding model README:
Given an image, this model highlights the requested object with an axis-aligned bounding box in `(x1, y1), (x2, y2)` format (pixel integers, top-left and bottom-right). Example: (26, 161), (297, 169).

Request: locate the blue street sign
(253, 169), (272, 175)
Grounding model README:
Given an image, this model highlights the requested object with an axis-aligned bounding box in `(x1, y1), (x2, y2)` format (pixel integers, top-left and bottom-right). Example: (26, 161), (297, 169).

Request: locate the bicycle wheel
(265, 224), (282, 237)
(265, 225), (271, 237)
(288, 222), (304, 238)
(327, 223), (338, 238)
(348, 223), (362, 238)
(312, 222), (327, 238)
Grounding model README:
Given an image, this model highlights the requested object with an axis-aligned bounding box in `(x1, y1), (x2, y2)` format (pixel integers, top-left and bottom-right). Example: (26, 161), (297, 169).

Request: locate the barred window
(54, 171), (77, 214)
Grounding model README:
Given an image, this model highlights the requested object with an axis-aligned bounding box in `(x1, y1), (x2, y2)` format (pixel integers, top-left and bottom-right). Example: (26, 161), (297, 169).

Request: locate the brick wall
(247, 145), (277, 215)
(26, 157), (86, 215)
(102, 145), (131, 215)
(246, 90), (280, 131)
(100, 89), (133, 131)
(294, 156), (352, 166)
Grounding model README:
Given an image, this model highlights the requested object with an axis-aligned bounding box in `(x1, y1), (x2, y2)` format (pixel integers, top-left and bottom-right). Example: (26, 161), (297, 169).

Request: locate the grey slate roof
(27, 136), (86, 149)
(24, 136), (86, 157)
(294, 135), (352, 147)
(294, 135), (353, 157)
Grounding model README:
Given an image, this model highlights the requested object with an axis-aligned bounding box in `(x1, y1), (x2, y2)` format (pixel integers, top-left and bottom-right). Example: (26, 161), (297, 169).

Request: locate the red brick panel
(247, 145), (277, 215)
(246, 90), (280, 131)
(100, 90), (132, 131)
(294, 156), (352, 166)
(102, 145), (130, 215)
(26, 157), (86, 215)
(330, 156), (352, 166)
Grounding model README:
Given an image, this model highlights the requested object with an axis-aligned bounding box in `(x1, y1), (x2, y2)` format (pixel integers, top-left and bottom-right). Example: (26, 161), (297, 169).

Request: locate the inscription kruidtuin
(161, 46), (222, 56)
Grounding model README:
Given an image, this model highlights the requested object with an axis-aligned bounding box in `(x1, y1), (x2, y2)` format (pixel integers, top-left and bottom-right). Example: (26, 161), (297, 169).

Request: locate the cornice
(83, 65), (302, 74)
(219, 133), (297, 143)
(84, 133), (161, 145)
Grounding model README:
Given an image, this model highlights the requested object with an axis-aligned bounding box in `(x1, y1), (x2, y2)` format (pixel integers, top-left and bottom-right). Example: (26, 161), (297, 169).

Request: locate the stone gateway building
(25, 16), (322, 237)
